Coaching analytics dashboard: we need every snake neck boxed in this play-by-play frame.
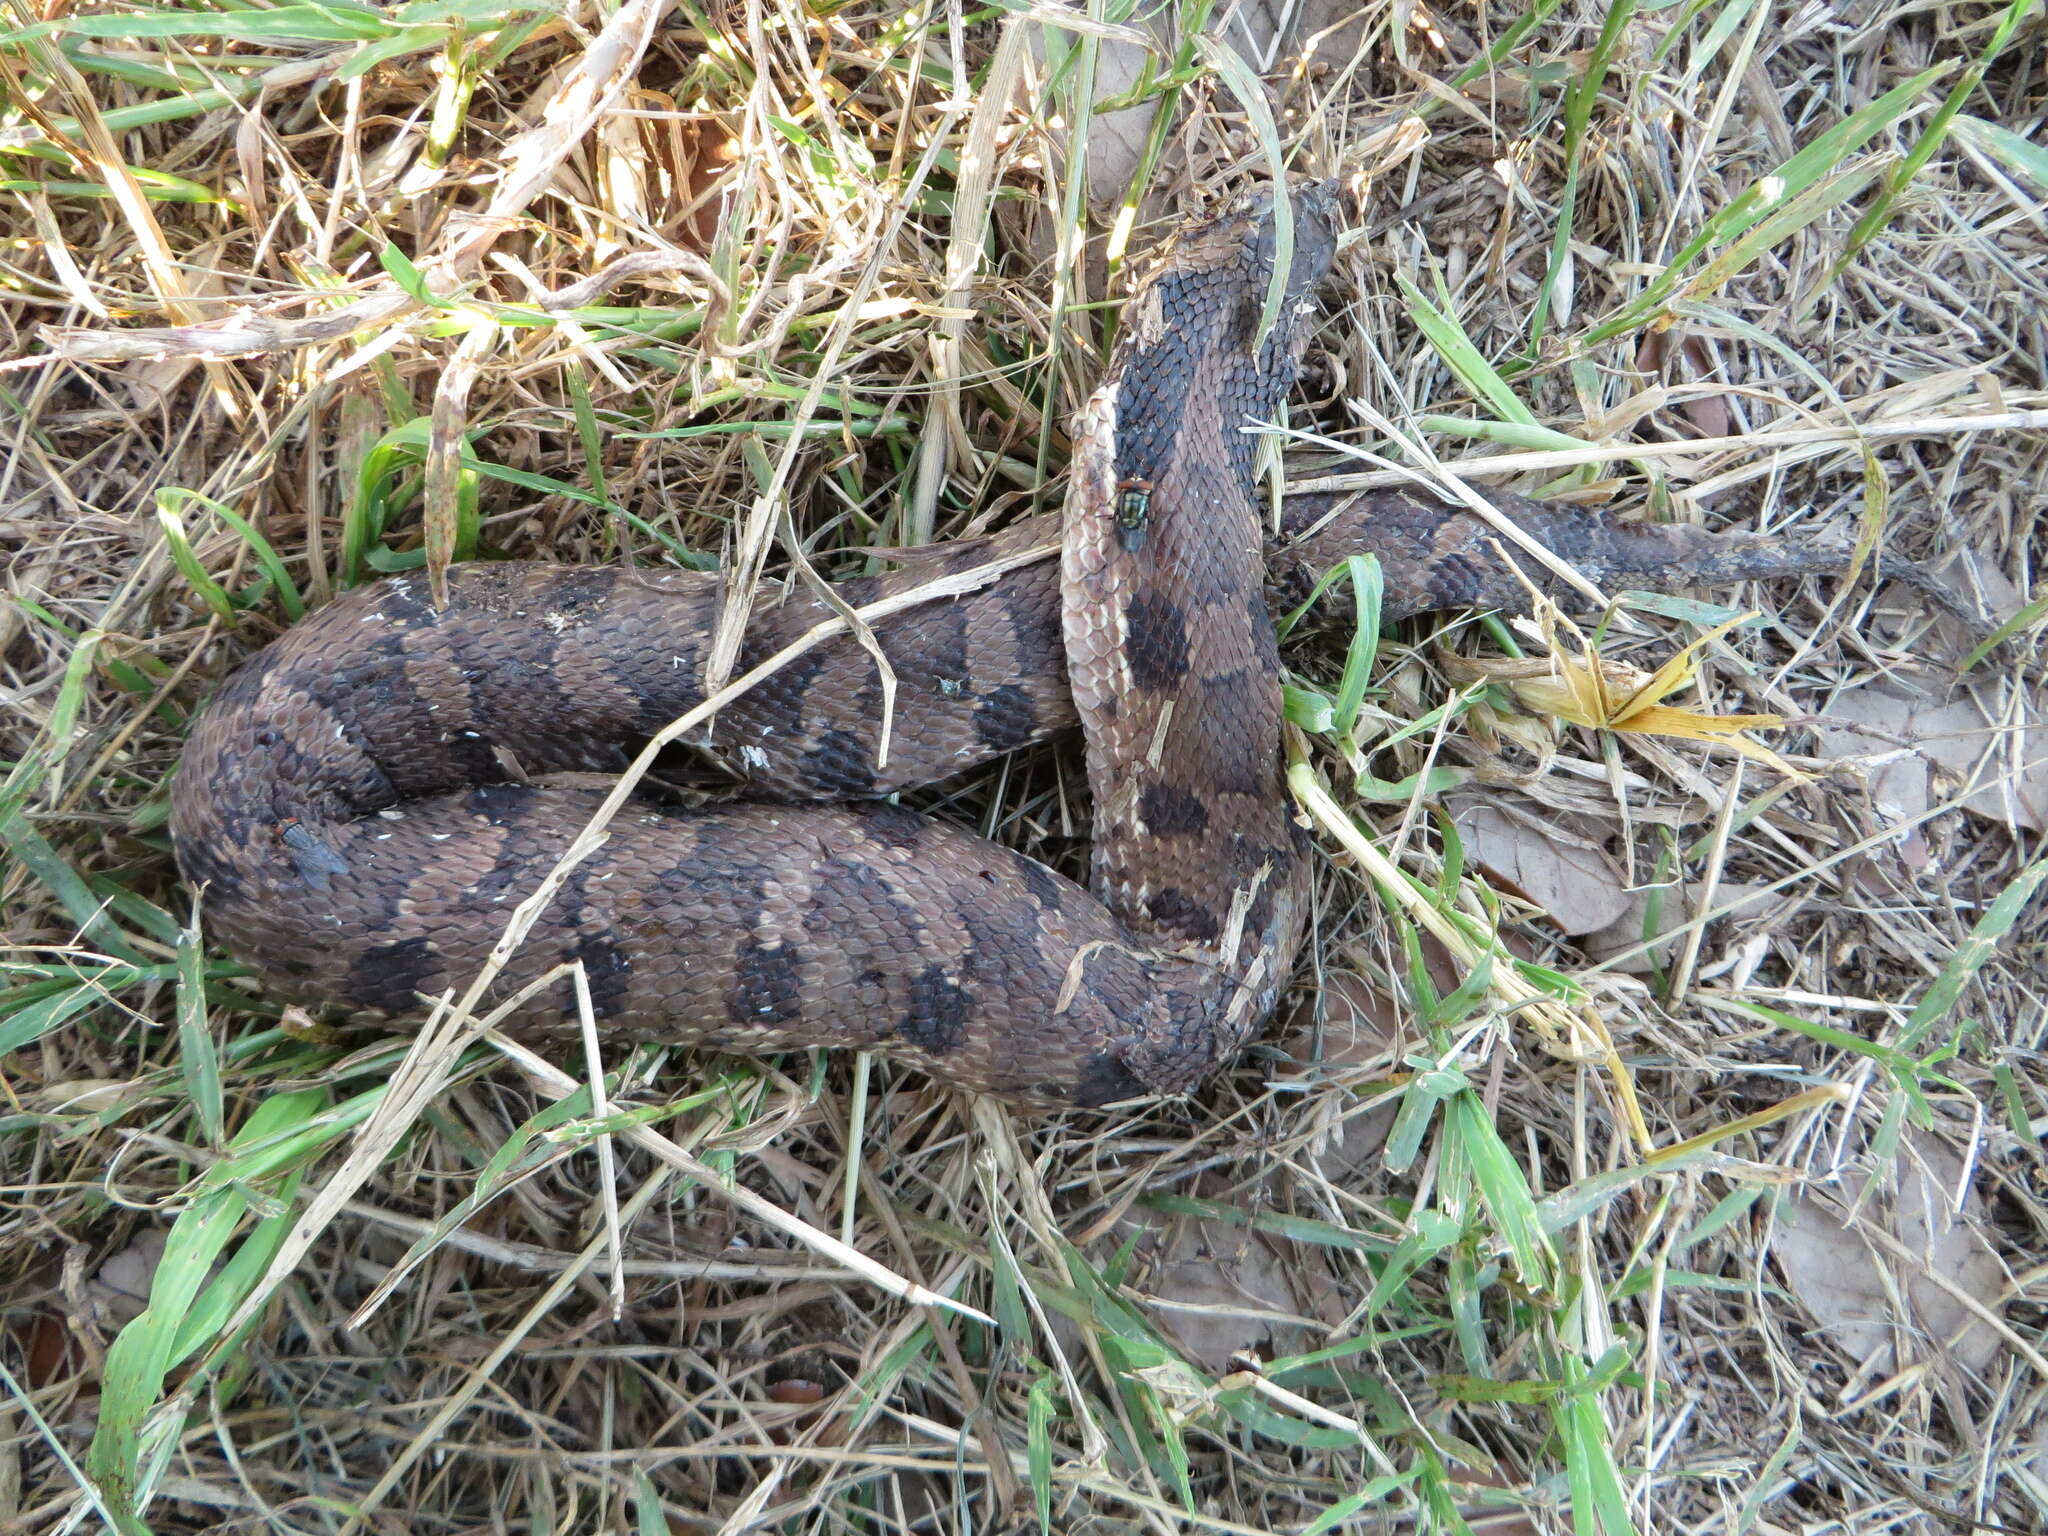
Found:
[1059,186,1337,1061]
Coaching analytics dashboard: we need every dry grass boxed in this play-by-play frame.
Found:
[3,1,2046,1532]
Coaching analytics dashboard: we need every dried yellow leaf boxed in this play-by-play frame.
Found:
[1449,606,1806,778]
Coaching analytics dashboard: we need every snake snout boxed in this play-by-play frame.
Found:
[1247,180,1342,301]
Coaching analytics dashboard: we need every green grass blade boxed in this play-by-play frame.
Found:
[1950,110,2048,191]
[988,1223,1031,1345]
[176,903,224,1147]
[1960,586,2047,672]
[1685,166,1877,298]
[1397,273,1540,426]
[1448,1094,1555,1293]
[1192,31,1292,344]
[0,809,144,964]
[1818,0,2041,294]
[1385,1062,1465,1176]
[1414,414,1590,452]
[562,362,622,550]
[4,5,396,43]
[1899,857,2048,1049]
[1581,63,1950,348]
[1439,0,1567,103]
[164,1167,309,1365]
[1367,1208,1460,1317]
[1525,0,1637,351]
[86,1088,327,1525]
[1559,1353,1638,1536]
[377,241,439,305]
[0,172,225,204]
[155,498,238,624]
[1027,1377,1056,1534]
[159,488,305,620]
[3,621,100,798]
[1299,1468,1424,1533]
[0,982,105,1055]
[1331,555,1384,740]
[1138,1192,1398,1252]
[346,418,441,582]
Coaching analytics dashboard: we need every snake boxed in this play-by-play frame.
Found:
[171,186,1901,1105]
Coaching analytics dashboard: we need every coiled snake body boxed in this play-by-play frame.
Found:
[173,189,1888,1104]
[174,193,1335,1104]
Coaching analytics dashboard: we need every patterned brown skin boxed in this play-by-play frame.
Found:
[174,191,1337,1106]
[1059,199,1336,1079]
[171,190,1911,1106]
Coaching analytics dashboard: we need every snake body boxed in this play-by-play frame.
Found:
[172,189,1900,1104]
[174,193,1335,1104]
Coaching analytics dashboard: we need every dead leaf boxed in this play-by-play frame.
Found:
[1635,330,1735,437]
[1774,1133,2009,1383]
[90,1228,168,1330]
[1027,1,1375,207]
[1451,799,1632,935]
[123,237,230,407]
[1282,971,1408,1173]
[1123,1208,1323,1375]
[1286,969,1405,1067]
[1915,545,2027,660]
[1582,881,1788,974]
[1450,606,1804,777]
[19,1310,75,1387]
[1678,390,1734,440]
[1022,22,1162,208]
[1812,676,2048,833]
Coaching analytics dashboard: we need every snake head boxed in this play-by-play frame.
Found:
[1249,179,1342,311]
[1102,181,1343,506]
[1144,179,1341,315]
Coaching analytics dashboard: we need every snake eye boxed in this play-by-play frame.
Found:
[255,728,280,748]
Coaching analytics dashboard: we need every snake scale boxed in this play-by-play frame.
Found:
[172,187,1896,1105]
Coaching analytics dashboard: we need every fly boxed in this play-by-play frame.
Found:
[276,816,349,889]
[1114,478,1154,554]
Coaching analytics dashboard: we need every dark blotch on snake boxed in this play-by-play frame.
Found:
[370,577,435,627]
[1014,855,1065,911]
[1121,593,1191,691]
[799,728,879,797]
[1074,1049,1148,1107]
[467,826,547,907]
[900,963,972,1055]
[564,927,634,1017]
[731,938,804,1028]
[921,605,973,692]
[463,782,534,823]
[858,803,928,849]
[534,565,615,619]
[1143,887,1222,944]
[1139,781,1211,837]
[561,863,634,1019]
[972,684,1039,752]
[347,935,441,1014]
